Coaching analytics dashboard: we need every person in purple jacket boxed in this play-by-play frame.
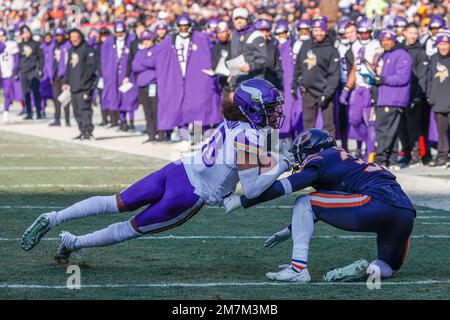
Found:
[49,27,71,127]
[40,32,55,118]
[131,30,162,143]
[373,29,413,167]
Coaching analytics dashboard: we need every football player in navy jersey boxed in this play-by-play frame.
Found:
[225,128,415,283]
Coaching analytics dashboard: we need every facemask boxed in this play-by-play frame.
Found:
[341,38,350,45]
[278,37,287,44]
[116,35,125,42]
[299,35,310,41]
[397,36,405,43]
[359,38,371,45]
[179,32,190,38]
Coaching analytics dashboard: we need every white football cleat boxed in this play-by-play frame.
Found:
[55,231,77,264]
[266,266,311,283]
[323,259,369,282]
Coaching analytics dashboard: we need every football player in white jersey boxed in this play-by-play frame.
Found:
[21,78,292,264]
[339,16,382,161]
[423,15,447,58]
[0,28,19,122]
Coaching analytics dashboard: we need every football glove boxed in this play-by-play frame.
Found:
[264,227,292,248]
[223,194,242,214]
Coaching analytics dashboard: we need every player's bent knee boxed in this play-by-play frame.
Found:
[294,195,316,219]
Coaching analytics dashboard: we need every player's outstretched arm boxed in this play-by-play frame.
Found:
[241,166,320,209]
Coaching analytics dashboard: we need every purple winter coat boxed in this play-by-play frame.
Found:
[376,46,412,108]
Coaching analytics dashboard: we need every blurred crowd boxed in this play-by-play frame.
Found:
[0,0,450,169]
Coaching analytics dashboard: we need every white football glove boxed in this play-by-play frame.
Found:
[223,194,242,214]
[264,227,292,248]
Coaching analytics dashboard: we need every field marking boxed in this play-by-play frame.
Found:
[1,279,450,289]
[0,184,130,189]
[0,166,158,171]
[2,234,450,241]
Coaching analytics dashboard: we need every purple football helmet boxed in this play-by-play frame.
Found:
[274,20,289,34]
[176,13,192,26]
[141,29,155,41]
[207,18,220,29]
[233,78,285,129]
[429,15,446,29]
[254,19,272,31]
[356,16,373,33]
[54,27,65,36]
[0,28,7,37]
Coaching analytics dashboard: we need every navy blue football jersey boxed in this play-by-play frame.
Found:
[292,147,415,212]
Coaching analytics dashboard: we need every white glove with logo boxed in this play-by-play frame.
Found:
[223,194,242,214]
[264,227,292,247]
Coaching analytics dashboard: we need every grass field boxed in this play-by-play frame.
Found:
[0,130,450,300]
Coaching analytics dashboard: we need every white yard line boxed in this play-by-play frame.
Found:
[0,184,129,189]
[1,279,450,289]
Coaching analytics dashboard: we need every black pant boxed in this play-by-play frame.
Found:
[21,75,41,116]
[375,106,404,165]
[138,87,158,137]
[434,112,450,162]
[52,77,70,123]
[302,91,336,137]
[398,101,421,157]
[71,91,93,134]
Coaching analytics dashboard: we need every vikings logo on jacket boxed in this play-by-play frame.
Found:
[70,52,79,67]
[435,62,449,83]
[304,50,317,70]
[23,45,32,57]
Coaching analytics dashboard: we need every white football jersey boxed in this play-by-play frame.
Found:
[424,36,438,58]
[0,40,19,79]
[182,120,267,205]
[352,39,382,87]
[336,41,351,84]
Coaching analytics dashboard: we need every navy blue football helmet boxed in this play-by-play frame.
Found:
[233,78,285,129]
[291,128,336,164]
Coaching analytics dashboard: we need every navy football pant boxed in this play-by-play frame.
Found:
[309,191,414,271]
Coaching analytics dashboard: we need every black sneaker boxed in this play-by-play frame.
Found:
[72,133,83,140]
[65,121,71,127]
[49,121,61,127]
[23,115,33,120]
[36,114,43,120]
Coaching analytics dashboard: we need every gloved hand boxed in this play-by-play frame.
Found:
[37,70,43,78]
[223,194,242,214]
[264,227,292,248]
[374,75,385,86]
[339,88,350,105]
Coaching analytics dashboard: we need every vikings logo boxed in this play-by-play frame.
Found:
[435,62,449,83]
[23,45,32,57]
[300,132,312,144]
[70,52,79,67]
[303,50,317,70]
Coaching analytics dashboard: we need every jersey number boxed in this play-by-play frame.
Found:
[339,150,383,173]
[201,126,226,167]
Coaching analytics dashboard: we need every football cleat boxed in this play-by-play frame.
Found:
[21,213,53,251]
[323,259,369,282]
[54,231,77,264]
[266,266,311,283]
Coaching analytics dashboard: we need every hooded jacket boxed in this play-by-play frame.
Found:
[293,35,340,100]
[427,50,450,113]
[405,41,428,102]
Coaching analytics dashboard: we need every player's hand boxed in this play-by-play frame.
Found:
[62,84,70,91]
[122,77,129,84]
[223,194,242,214]
[339,88,350,105]
[264,227,292,248]
[239,63,250,73]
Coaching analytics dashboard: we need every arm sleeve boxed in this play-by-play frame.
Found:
[36,44,44,73]
[81,48,97,87]
[417,51,429,96]
[241,167,320,208]
[383,52,413,87]
[238,156,290,200]
[323,49,341,100]
[248,35,267,73]
[63,49,71,85]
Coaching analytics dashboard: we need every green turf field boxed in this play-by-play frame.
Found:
[0,130,449,300]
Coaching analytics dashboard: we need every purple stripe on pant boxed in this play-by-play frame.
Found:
[120,161,204,234]
[1,78,14,111]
